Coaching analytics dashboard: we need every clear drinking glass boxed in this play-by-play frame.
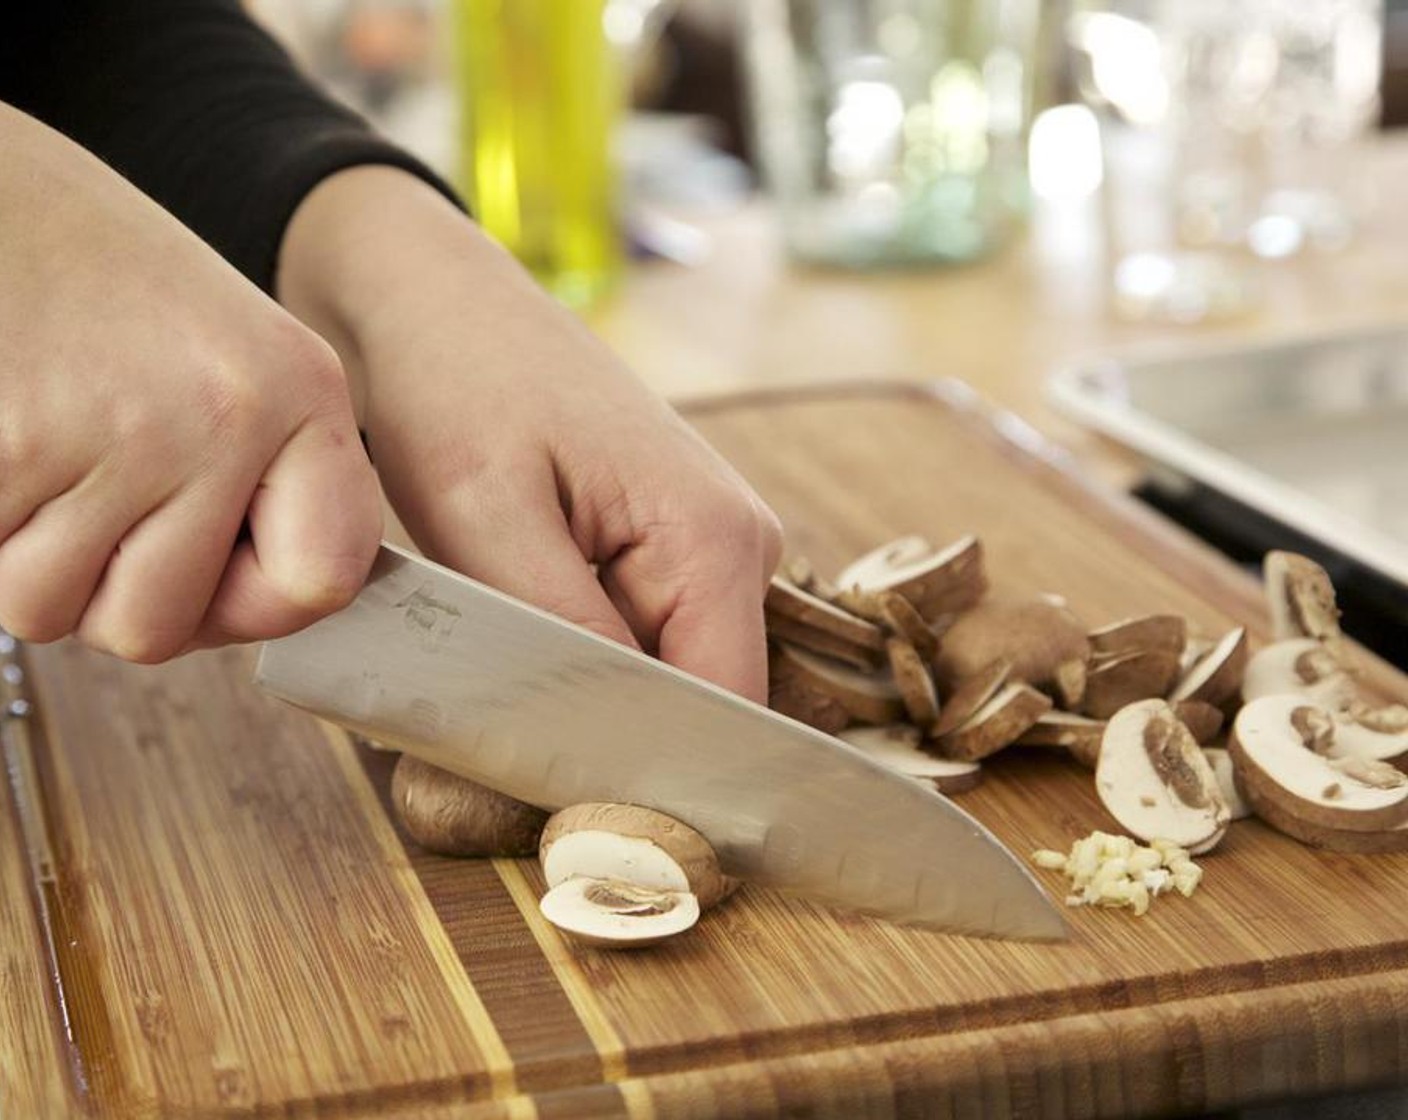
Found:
[741,0,1042,268]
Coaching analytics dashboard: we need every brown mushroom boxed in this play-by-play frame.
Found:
[932,682,1052,763]
[391,754,548,856]
[933,596,1090,708]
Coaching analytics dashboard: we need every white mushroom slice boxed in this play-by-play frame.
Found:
[1088,615,1188,658]
[1264,551,1342,644]
[933,597,1090,705]
[1201,747,1250,821]
[933,682,1052,763]
[1015,712,1105,769]
[835,535,987,622]
[885,638,940,727]
[1082,650,1183,720]
[1333,702,1408,764]
[773,643,905,725]
[1169,627,1248,708]
[539,876,700,948]
[1229,696,1408,833]
[1096,700,1230,852]
[1241,638,1357,710]
[540,803,735,910]
[835,535,936,588]
[838,725,983,794]
[765,577,885,652]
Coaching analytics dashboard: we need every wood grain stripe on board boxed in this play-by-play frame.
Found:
[492,858,631,1085]
[358,743,619,1101]
[320,723,520,1099]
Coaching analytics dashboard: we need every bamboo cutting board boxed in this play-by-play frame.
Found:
[6,383,1408,1120]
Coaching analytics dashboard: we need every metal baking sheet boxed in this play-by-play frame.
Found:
[1048,323,1408,590]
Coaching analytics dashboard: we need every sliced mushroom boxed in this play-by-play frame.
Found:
[1333,701,1408,764]
[1236,786,1408,854]
[391,755,549,856]
[1264,551,1342,645]
[768,645,852,734]
[933,682,1052,763]
[1201,747,1250,821]
[1169,627,1248,710]
[835,535,987,623]
[766,576,885,653]
[781,556,839,601]
[875,591,940,662]
[764,615,882,671]
[1229,695,1408,833]
[1082,650,1183,720]
[838,725,983,794]
[773,643,905,725]
[885,638,940,728]
[1241,638,1357,711]
[931,659,1011,739]
[1088,615,1187,659]
[1095,699,1230,852]
[934,596,1090,707]
[538,803,736,948]
[1014,712,1106,769]
[1173,700,1225,746]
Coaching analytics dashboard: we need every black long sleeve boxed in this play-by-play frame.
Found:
[1,1,461,291]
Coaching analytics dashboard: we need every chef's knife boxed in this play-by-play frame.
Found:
[254,544,1067,940]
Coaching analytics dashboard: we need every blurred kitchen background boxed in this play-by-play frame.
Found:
[247,0,1405,314]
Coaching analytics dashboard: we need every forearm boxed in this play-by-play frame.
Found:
[1,0,457,292]
[276,165,628,434]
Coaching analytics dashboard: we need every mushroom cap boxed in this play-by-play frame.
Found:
[933,682,1052,763]
[1238,785,1408,853]
[1170,627,1249,709]
[391,754,548,857]
[1095,699,1230,850]
[539,876,700,948]
[1088,615,1188,658]
[932,659,1011,738]
[1173,700,1226,746]
[1082,649,1183,719]
[539,803,735,910]
[837,724,983,793]
[1241,638,1357,710]
[934,596,1090,695]
[773,643,905,725]
[1229,696,1408,833]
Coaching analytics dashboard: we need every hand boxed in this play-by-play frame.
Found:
[278,167,782,702]
[0,104,382,661]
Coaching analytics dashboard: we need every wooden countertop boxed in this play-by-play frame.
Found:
[591,132,1408,491]
[8,384,1408,1119]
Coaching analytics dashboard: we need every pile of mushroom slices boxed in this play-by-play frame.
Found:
[769,540,1408,863]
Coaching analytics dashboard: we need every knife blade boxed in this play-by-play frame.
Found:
[254,544,1066,940]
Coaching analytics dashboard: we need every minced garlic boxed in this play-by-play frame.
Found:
[1030,830,1204,916]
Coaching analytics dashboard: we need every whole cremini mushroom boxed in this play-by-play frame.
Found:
[392,755,549,856]
[934,596,1090,708]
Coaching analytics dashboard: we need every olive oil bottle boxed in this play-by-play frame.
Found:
[453,0,623,308]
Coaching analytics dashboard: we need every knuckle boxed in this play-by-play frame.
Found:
[278,322,347,405]
[0,598,73,645]
[103,628,184,666]
[273,551,372,616]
